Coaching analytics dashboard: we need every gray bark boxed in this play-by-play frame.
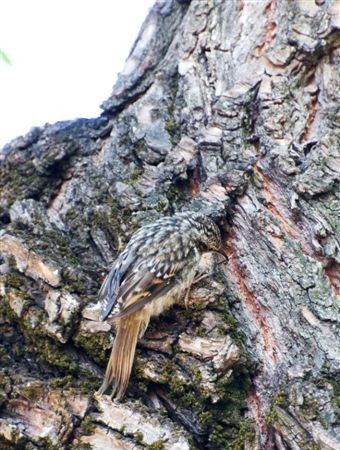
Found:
[0,0,339,449]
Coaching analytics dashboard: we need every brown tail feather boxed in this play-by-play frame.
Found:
[98,313,142,400]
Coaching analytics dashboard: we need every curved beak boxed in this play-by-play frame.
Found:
[215,248,228,262]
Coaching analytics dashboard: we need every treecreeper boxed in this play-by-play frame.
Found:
[97,211,226,400]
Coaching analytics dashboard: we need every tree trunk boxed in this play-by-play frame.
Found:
[0,1,339,449]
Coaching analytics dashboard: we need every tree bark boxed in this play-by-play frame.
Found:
[0,1,339,449]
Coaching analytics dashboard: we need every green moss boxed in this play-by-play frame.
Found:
[0,295,21,323]
[300,397,318,419]
[80,416,96,436]
[208,419,255,450]
[0,348,10,365]
[295,438,318,450]
[229,421,255,450]
[37,436,62,450]
[315,375,340,407]
[156,331,254,448]
[118,425,126,434]
[77,370,102,394]
[265,407,278,424]
[34,338,76,372]
[169,376,187,396]
[159,360,189,395]
[91,200,133,252]
[20,384,42,400]
[158,360,177,384]
[0,434,27,449]
[206,366,252,448]
[155,199,168,213]
[0,291,99,401]
[193,368,203,384]
[134,431,144,443]
[180,392,201,409]
[165,182,188,206]
[157,359,204,408]
[15,290,30,301]
[70,443,92,450]
[73,332,111,365]
[273,390,288,408]
[265,389,289,425]
[336,396,340,408]
[0,161,55,207]
[128,168,143,182]
[165,119,179,135]
[132,362,149,394]
[63,279,85,295]
[222,312,238,331]
[49,375,73,389]
[198,411,213,429]
[306,444,318,450]
[45,229,79,265]
[215,367,251,406]
[7,255,17,269]
[66,210,78,221]
[221,312,246,348]
[145,440,166,450]
[0,370,11,408]
[5,273,27,289]
[209,424,228,448]
[1,295,86,387]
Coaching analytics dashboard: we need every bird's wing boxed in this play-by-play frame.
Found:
[113,277,175,318]
[98,249,134,320]
[112,230,196,318]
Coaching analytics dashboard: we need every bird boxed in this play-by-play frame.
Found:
[96,211,226,400]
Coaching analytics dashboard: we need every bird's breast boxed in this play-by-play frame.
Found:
[146,257,199,318]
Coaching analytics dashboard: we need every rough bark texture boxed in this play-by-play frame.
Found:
[0,1,339,449]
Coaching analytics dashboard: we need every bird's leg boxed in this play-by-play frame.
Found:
[193,272,211,284]
[183,251,227,308]
[184,284,192,309]
[97,378,109,395]
[111,383,118,400]
[184,272,213,308]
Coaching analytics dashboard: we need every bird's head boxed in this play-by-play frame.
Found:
[193,213,228,260]
[200,217,222,250]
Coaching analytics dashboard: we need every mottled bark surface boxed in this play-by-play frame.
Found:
[0,1,339,449]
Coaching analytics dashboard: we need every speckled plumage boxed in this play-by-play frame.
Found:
[97,211,223,399]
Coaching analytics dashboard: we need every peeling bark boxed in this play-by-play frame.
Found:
[0,1,339,449]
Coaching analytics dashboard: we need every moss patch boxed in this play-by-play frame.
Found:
[145,440,166,450]
[0,435,27,450]
[79,416,96,436]
[73,331,111,365]
[152,353,253,449]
